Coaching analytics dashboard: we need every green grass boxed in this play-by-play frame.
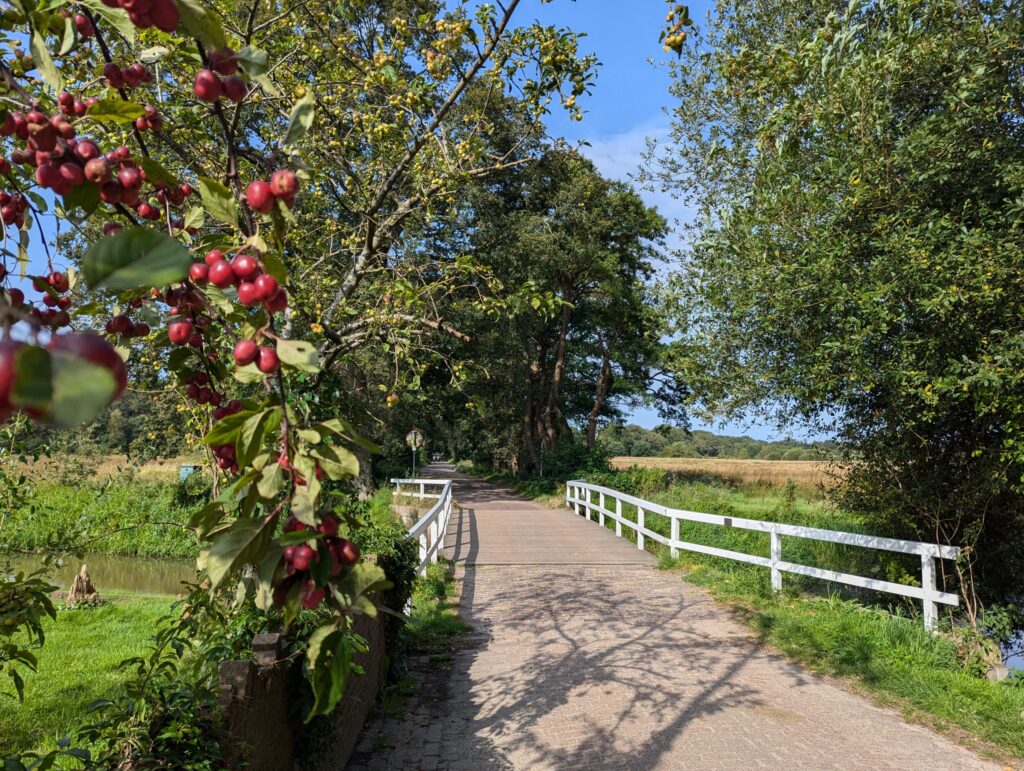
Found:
[1,481,198,559]
[405,562,471,656]
[0,592,177,758]
[484,465,1024,762]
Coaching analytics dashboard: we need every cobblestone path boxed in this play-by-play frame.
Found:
[350,466,996,770]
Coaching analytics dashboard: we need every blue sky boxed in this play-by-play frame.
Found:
[521,1,808,441]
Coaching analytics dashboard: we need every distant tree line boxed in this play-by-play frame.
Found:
[597,424,836,461]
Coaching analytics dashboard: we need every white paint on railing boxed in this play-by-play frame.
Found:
[392,478,454,575]
[565,480,960,630]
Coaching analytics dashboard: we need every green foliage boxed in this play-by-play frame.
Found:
[405,562,471,656]
[654,0,1024,601]
[2,480,198,559]
[0,593,174,760]
[597,423,836,459]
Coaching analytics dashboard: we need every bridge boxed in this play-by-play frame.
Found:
[351,464,993,770]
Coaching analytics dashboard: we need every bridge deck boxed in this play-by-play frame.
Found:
[351,465,995,770]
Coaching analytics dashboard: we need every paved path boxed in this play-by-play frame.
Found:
[351,466,997,770]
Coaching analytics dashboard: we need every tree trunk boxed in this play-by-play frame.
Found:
[585,341,613,449]
[543,289,572,452]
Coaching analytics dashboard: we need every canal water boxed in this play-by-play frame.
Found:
[10,552,195,595]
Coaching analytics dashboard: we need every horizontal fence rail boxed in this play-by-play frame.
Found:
[392,478,453,575]
[566,480,960,630]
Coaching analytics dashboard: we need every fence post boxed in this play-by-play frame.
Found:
[637,507,645,550]
[670,515,679,558]
[585,487,592,519]
[419,481,425,499]
[615,498,622,537]
[921,553,938,631]
[598,491,605,526]
[770,527,782,592]
[429,517,438,564]
[418,533,427,575]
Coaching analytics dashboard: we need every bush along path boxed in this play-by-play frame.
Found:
[351,465,1014,770]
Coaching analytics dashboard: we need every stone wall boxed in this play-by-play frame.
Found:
[217,608,387,770]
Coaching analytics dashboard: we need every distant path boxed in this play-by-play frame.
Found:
[351,464,995,770]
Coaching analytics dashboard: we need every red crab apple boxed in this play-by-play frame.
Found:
[188,263,209,284]
[269,169,298,198]
[48,332,128,397]
[256,346,279,374]
[222,76,246,103]
[204,249,225,266]
[194,69,222,102]
[291,544,316,572]
[208,259,234,288]
[301,580,325,609]
[245,180,273,213]
[167,320,193,345]
[237,281,259,306]
[253,274,278,300]
[230,254,258,280]
[233,339,258,366]
[317,515,339,538]
[0,338,24,421]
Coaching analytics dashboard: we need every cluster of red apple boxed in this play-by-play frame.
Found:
[0,331,127,422]
[246,169,298,214]
[103,61,152,91]
[194,49,246,104]
[1,268,74,331]
[189,249,288,313]
[68,12,95,38]
[232,338,279,374]
[103,296,149,339]
[280,515,361,609]
[97,0,179,33]
[2,103,190,221]
[0,192,29,230]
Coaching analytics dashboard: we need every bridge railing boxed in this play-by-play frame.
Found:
[566,479,960,630]
[392,478,453,575]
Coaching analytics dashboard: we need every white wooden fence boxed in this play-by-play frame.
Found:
[566,480,960,630]
[392,478,453,575]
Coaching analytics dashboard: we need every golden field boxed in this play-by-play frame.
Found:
[610,456,842,489]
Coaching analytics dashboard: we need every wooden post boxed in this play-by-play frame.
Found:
[637,507,645,550]
[429,517,438,563]
[770,528,783,592]
[615,498,622,537]
[585,487,592,520]
[921,554,938,631]
[598,491,606,526]
[670,515,679,558]
[419,481,425,499]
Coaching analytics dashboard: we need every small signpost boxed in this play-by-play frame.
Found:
[406,428,425,476]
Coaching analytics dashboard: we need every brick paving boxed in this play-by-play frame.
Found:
[350,466,997,770]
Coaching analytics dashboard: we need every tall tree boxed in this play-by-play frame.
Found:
[652,0,1024,602]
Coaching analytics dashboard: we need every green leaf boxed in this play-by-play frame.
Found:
[198,516,272,590]
[290,485,317,526]
[203,409,258,446]
[332,562,391,617]
[284,92,315,147]
[252,73,281,98]
[183,206,205,230]
[233,363,266,384]
[29,28,61,91]
[173,0,226,49]
[48,351,117,428]
[138,157,179,188]
[236,407,281,469]
[139,45,171,63]
[77,0,135,43]
[256,461,285,499]
[260,249,288,283]
[198,176,238,227]
[254,543,282,611]
[235,46,269,77]
[310,444,359,480]
[58,15,76,56]
[86,98,146,124]
[83,228,191,292]
[10,346,51,409]
[276,339,319,372]
[62,181,100,220]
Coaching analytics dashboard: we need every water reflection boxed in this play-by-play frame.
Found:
[9,552,195,595]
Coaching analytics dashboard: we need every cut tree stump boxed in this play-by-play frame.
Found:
[66,564,102,607]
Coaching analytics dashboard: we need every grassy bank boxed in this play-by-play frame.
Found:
[1,480,199,559]
[0,592,178,758]
[466,462,1024,762]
